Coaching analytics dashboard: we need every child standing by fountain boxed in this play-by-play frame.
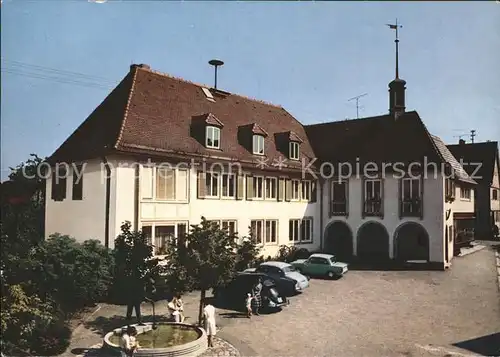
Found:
[202,298,217,348]
[246,293,253,318]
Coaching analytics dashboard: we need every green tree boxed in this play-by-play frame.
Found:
[164,217,239,325]
[113,222,159,303]
[235,232,262,271]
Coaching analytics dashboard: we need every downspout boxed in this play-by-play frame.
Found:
[319,179,324,252]
[102,156,111,248]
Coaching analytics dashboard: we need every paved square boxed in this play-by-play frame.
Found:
[218,248,500,356]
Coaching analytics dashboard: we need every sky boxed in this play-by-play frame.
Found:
[1,0,499,180]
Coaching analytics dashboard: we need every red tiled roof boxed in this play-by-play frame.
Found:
[305,111,443,166]
[447,141,499,185]
[430,135,476,184]
[50,65,316,171]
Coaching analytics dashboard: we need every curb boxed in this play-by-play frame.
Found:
[496,251,500,292]
[458,245,486,257]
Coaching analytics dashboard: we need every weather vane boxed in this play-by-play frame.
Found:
[386,19,403,79]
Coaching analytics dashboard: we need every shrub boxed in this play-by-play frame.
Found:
[29,319,72,355]
[273,245,310,263]
[32,234,115,314]
[235,235,261,271]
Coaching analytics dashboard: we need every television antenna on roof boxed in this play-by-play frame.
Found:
[348,93,368,119]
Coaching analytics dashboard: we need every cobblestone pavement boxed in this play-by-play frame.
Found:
[199,337,240,357]
[216,247,500,357]
[64,246,500,357]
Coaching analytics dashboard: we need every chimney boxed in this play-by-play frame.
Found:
[459,139,466,145]
[130,63,151,71]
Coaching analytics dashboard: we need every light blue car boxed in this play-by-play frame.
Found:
[244,261,310,295]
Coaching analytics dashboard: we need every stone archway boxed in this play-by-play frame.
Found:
[394,222,429,261]
[356,221,390,262]
[324,221,353,261]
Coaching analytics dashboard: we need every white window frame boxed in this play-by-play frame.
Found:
[155,166,176,201]
[291,179,301,201]
[401,178,421,199]
[265,177,277,200]
[264,220,278,244]
[140,221,188,256]
[253,176,264,199]
[365,179,382,200]
[221,220,238,236]
[289,218,313,243]
[252,135,265,155]
[250,219,264,245]
[460,187,471,201]
[205,172,220,198]
[206,126,221,149]
[301,180,311,201]
[221,173,236,198]
[289,141,300,160]
[330,180,348,214]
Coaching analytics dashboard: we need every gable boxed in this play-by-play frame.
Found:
[447,141,499,185]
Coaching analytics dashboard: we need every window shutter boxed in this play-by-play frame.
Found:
[310,181,317,203]
[236,174,245,200]
[246,175,254,200]
[277,178,284,201]
[197,172,206,199]
[329,181,333,217]
[285,179,292,202]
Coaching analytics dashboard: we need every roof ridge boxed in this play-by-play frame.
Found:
[137,66,283,109]
[305,113,391,127]
[114,68,139,148]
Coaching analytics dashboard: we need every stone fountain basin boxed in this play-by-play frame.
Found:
[103,322,207,357]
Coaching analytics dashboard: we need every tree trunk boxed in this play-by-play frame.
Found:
[198,289,206,326]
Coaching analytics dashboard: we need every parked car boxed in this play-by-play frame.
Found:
[244,261,310,295]
[213,272,289,313]
[291,253,348,279]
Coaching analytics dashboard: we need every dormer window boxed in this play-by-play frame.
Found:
[289,142,300,160]
[206,126,220,149]
[253,135,265,155]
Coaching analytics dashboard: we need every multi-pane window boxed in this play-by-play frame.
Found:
[401,178,421,216]
[221,174,236,198]
[221,220,237,236]
[289,142,300,160]
[253,135,265,155]
[142,222,187,255]
[460,187,471,200]
[264,220,278,244]
[265,177,277,199]
[156,167,176,200]
[330,180,347,215]
[493,189,498,201]
[445,179,456,199]
[291,180,300,200]
[205,172,219,197]
[289,218,313,243]
[364,179,382,215]
[301,181,311,201]
[206,126,220,149]
[72,164,83,201]
[253,176,264,199]
[251,219,277,245]
[250,220,264,244]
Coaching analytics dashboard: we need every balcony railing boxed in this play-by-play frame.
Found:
[364,198,382,216]
[330,201,347,216]
[401,198,422,217]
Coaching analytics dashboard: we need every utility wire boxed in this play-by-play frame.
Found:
[1,58,116,84]
[1,68,113,90]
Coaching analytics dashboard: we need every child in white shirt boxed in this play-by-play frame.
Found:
[246,293,253,318]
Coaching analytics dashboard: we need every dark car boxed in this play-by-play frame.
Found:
[213,272,289,313]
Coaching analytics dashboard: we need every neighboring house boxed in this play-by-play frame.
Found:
[447,140,500,240]
[304,73,476,269]
[45,63,475,269]
[45,64,320,258]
